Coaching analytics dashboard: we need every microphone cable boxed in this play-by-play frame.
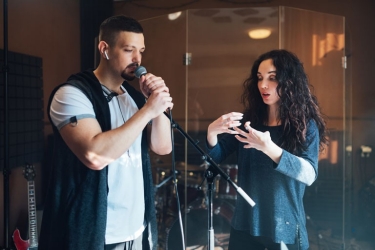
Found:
[167,108,186,250]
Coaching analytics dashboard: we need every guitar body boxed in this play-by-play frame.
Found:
[12,228,29,250]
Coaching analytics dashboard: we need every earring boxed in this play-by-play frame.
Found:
[104,51,109,60]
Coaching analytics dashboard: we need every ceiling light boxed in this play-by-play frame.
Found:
[248,29,271,39]
[168,12,182,21]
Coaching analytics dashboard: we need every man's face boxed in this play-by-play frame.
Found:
[107,31,145,81]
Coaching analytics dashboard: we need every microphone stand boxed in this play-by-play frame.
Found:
[2,0,13,249]
[163,112,255,250]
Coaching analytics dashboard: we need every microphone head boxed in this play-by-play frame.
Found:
[134,66,147,78]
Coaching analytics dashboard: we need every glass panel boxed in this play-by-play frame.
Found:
[280,6,348,248]
[140,6,351,249]
[184,7,279,249]
[139,13,188,250]
[141,8,280,249]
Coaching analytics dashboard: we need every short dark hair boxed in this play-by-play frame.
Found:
[99,15,143,46]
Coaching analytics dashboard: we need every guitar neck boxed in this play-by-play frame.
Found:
[28,180,38,248]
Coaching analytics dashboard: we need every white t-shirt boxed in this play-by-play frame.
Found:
[49,84,145,244]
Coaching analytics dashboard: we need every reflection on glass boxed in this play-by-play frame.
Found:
[312,33,344,66]
[248,28,272,39]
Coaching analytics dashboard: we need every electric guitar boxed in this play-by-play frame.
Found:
[13,164,39,250]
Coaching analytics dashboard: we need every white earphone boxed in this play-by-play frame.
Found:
[104,51,109,60]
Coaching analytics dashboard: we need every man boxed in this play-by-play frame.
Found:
[39,15,173,250]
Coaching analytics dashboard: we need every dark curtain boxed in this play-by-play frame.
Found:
[80,0,113,71]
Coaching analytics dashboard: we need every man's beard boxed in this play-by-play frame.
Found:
[121,72,135,81]
[121,63,138,81]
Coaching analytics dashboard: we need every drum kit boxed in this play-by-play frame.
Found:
[154,162,238,250]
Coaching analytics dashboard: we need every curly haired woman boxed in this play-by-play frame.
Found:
[206,49,328,250]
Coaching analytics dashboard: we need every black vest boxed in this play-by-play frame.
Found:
[39,70,157,250]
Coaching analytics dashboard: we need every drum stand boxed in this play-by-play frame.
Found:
[163,112,256,250]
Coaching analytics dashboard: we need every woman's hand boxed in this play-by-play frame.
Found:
[232,121,270,151]
[207,112,243,147]
[233,121,282,163]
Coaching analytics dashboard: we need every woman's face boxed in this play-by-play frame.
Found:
[257,59,280,108]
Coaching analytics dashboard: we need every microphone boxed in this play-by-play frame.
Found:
[134,66,150,97]
[134,66,147,78]
[135,66,172,115]
[134,66,170,111]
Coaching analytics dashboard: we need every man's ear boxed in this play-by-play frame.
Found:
[98,41,109,60]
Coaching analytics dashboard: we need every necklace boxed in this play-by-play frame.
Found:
[101,84,129,157]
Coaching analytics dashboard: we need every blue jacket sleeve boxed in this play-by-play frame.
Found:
[206,134,238,164]
[275,120,320,186]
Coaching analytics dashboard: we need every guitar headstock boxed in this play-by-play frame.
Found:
[23,164,36,181]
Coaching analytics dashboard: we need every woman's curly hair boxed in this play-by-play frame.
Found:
[241,49,328,154]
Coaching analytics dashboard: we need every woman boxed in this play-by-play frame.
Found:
[206,49,328,250]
